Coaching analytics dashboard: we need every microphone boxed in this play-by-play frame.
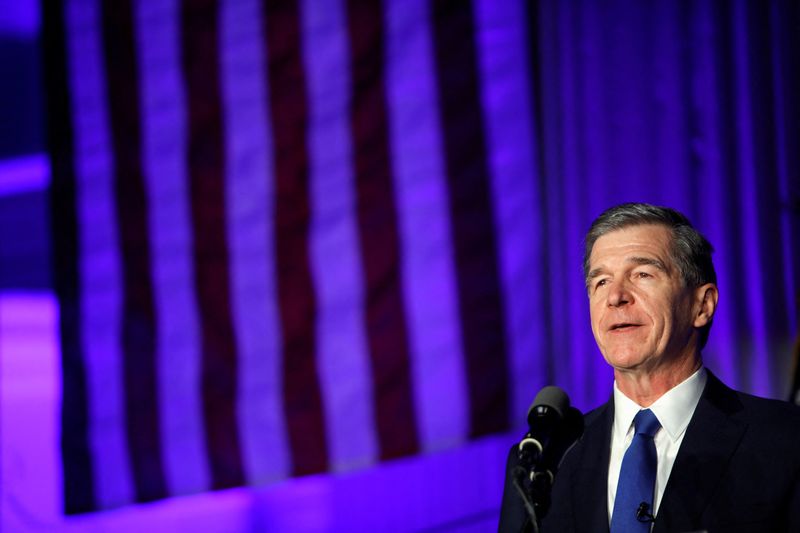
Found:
[511,386,584,531]
[517,386,581,471]
[636,502,656,523]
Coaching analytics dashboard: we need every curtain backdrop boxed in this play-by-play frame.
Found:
[48,0,799,514]
[528,0,800,407]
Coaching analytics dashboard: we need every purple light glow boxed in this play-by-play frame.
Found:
[0,154,50,195]
[6,0,797,529]
[1,294,62,530]
[0,293,507,530]
[0,0,40,36]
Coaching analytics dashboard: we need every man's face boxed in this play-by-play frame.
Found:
[587,224,705,374]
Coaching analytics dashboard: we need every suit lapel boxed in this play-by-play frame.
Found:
[654,372,747,533]
[570,400,614,533]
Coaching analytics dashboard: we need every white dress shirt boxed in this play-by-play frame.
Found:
[607,367,707,525]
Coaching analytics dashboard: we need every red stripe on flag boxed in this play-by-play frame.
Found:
[181,0,245,489]
[431,0,510,436]
[346,1,420,460]
[264,0,329,475]
[100,0,167,502]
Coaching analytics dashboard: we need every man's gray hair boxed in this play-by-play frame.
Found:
[583,203,717,347]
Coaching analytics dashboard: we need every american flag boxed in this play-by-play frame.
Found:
[49,0,547,513]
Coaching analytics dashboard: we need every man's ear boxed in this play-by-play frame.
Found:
[693,283,718,328]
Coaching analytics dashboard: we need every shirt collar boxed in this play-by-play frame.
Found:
[613,367,706,441]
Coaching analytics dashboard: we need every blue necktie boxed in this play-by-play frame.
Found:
[610,409,661,533]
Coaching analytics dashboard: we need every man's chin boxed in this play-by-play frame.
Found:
[602,350,649,371]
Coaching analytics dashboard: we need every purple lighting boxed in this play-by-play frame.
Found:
[3,0,797,530]
[0,0,40,36]
[0,154,50,195]
[0,293,508,530]
[0,294,62,530]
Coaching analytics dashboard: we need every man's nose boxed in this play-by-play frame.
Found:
[607,280,632,307]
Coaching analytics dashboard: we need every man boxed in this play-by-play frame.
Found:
[499,203,800,532]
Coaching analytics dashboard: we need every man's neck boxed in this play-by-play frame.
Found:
[614,356,702,407]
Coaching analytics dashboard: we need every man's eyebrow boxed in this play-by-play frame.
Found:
[586,268,605,281]
[585,257,669,285]
[628,256,669,272]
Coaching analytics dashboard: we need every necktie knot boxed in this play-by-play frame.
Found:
[633,409,660,438]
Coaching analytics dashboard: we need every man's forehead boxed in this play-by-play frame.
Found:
[588,224,674,267]
[587,255,669,277]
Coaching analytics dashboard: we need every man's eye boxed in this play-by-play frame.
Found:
[595,279,608,288]
[636,271,651,279]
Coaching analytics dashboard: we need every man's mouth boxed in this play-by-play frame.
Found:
[610,323,640,332]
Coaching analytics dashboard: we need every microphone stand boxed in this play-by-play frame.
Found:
[512,406,584,532]
[511,465,540,533]
[511,460,553,533]
[510,388,584,532]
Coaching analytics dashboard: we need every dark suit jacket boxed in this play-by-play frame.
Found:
[498,371,800,533]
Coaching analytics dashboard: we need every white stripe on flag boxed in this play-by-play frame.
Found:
[385,0,469,452]
[66,0,134,508]
[221,0,291,483]
[474,0,546,425]
[136,0,210,495]
[302,0,379,472]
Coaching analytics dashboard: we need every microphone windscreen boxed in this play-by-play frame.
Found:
[528,385,570,422]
